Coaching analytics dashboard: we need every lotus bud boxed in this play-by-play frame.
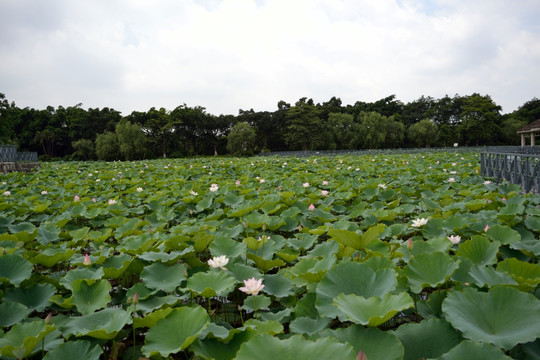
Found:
[262,223,267,231]
[133,292,139,305]
[484,224,489,232]
[357,350,368,360]
[407,238,413,250]
[45,313,52,324]
[83,254,91,266]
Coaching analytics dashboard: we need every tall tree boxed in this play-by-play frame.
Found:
[116,120,146,160]
[407,119,439,147]
[458,94,502,146]
[284,98,330,150]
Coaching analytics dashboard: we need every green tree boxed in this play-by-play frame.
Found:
[327,112,361,149]
[116,120,146,160]
[357,111,387,149]
[72,139,95,160]
[458,94,502,146]
[226,122,257,155]
[384,118,405,148]
[407,119,439,147]
[95,131,119,161]
[284,98,330,150]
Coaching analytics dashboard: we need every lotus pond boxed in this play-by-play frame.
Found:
[0,153,539,359]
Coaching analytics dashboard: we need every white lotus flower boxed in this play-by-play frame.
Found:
[209,184,219,192]
[136,187,143,192]
[302,182,310,188]
[411,218,429,227]
[208,255,229,270]
[378,183,387,189]
[108,199,117,205]
[190,190,198,196]
[483,180,492,185]
[447,235,461,245]
[3,190,11,196]
[239,277,265,295]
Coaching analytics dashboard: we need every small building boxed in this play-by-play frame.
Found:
[517,119,540,147]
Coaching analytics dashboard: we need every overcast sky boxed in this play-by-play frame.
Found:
[1,0,539,116]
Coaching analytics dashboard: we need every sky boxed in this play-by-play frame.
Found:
[1,0,539,116]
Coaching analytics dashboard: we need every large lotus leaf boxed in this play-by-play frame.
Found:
[288,233,318,251]
[242,294,271,312]
[0,254,33,286]
[246,253,285,273]
[37,223,61,245]
[140,262,187,292]
[455,236,499,265]
[61,308,132,340]
[316,262,397,318]
[60,267,105,290]
[262,273,295,297]
[497,258,540,291]
[186,270,237,298]
[0,321,55,358]
[289,316,331,336]
[333,292,414,326]
[235,333,356,360]
[486,224,520,244]
[435,340,512,360]
[319,325,404,360]
[287,255,336,283]
[136,294,182,314]
[100,254,132,278]
[71,279,112,315]
[241,318,284,335]
[43,340,103,360]
[133,307,175,329]
[393,318,462,360]
[8,222,37,243]
[228,262,262,282]
[142,306,210,357]
[210,236,246,258]
[402,252,459,293]
[31,247,75,267]
[442,286,540,349]
[328,224,385,251]
[3,283,56,312]
[524,215,540,232]
[510,237,540,257]
[468,265,518,288]
[417,290,447,319]
[191,330,255,360]
[0,302,31,327]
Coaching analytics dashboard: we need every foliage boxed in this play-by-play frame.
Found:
[115,120,146,160]
[71,139,95,160]
[1,148,539,358]
[95,131,119,161]
[226,122,257,156]
[407,119,439,147]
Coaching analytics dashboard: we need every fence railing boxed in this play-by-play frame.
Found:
[260,146,540,158]
[481,152,540,193]
[0,145,38,162]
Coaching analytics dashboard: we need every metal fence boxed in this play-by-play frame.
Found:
[260,146,540,158]
[481,152,540,193]
[0,145,38,162]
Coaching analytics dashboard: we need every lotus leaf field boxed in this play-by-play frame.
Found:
[1,152,539,359]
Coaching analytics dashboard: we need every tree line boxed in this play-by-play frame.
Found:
[1,92,539,160]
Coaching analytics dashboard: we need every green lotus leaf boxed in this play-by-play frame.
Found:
[43,340,103,360]
[235,333,356,360]
[442,214,471,232]
[60,267,105,290]
[468,265,518,288]
[262,273,295,297]
[133,307,175,329]
[442,286,540,349]
[69,226,90,242]
[524,215,540,232]
[241,318,284,335]
[289,316,331,335]
[319,325,404,360]
[510,237,540,257]
[0,321,55,358]
[193,232,215,252]
[402,252,459,293]
[126,283,155,301]
[37,223,61,245]
[287,255,336,283]
[136,294,182,314]
[242,294,271,312]
[210,236,246,258]
[497,258,540,292]
[191,329,256,360]
[228,262,263,282]
[71,279,112,315]
[417,290,447,319]
[0,302,31,327]
[196,196,213,211]
[393,318,462,360]
[140,262,187,292]
[61,308,132,340]
[0,254,33,286]
[4,283,56,312]
[486,224,520,244]
[100,253,132,278]
[246,253,285,273]
[435,340,512,360]
[186,270,237,298]
[333,292,414,326]
[316,262,397,319]
[288,233,318,251]
[9,222,38,243]
[223,193,244,206]
[31,247,75,267]
[142,306,210,357]
[455,236,499,265]
[328,223,385,251]
[87,228,112,243]
[199,322,230,340]
[308,239,340,257]
[104,215,128,228]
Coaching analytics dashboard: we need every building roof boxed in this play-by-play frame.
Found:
[517,119,540,134]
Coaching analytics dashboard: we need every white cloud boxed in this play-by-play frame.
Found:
[0,0,538,115]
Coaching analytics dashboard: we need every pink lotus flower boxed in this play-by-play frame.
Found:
[92,198,96,202]
[239,277,265,295]
[236,180,241,186]
[321,190,329,196]
[74,195,80,202]
[41,190,48,195]
[448,178,455,183]
[83,254,91,266]
[484,224,490,232]
[322,180,328,186]
[309,204,315,211]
